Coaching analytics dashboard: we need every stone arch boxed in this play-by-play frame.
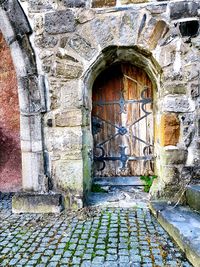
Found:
[0,0,47,192]
[82,45,162,194]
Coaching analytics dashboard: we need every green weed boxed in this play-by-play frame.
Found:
[140,175,157,193]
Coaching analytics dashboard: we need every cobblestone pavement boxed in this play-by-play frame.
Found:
[0,193,192,267]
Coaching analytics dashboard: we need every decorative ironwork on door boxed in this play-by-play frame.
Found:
[92,64,154,177]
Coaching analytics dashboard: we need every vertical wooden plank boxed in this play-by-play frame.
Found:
[92,63,153,177]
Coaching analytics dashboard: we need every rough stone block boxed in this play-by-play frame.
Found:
[45,127,82,153]
[148,20,168,50]
[18,75,42,113]
[160,147,187,165]
[12,193,63,213]
[119,12,139,45]
[160,166,180,185]
[67,34,96,60]
[161,82,187,96]
[63,0,86,7]
[92,0,116,8]
[21,152,44,191]
[162,96,191,113]
[121,0,148,4]
[170,1,199,20]
[45,10,76,34]
[0,0,31,37]
[53,160,83,192]
[91,17,117,47]
[186,185,200,212]
[55,109,82,127]
[160,113,180,146]
[35,35,58,48]
[61,80,83,109]
[54,61,82,79]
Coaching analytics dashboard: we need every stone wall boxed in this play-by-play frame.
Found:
[1,0,200,207]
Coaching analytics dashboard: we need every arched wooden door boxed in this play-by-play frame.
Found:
[92,63,154,177]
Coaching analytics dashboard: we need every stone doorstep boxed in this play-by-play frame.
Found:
[93,176,144,186]
[186,185,200,213]
[150,202,200,267]
[12,193,64,213]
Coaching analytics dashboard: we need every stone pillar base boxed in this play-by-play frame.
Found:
[12,193,63,213]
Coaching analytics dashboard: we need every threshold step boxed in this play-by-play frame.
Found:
[186,184,200,212]
[93,176,144,186]
[150,202,200,267]
[86,192,148,208]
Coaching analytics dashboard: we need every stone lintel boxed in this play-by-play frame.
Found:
[12,193,63,213]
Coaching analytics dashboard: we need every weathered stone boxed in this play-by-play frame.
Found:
[67,34,97,60]
[119,12,139,45]
[161,82,187,96]
[45,127,82,152]
[55,109,82,127]
[160,147,187,165]
[92,0,116,8]
[121,0,148,4]
[160,166,180,185]
[18,75,42,113]
[162,96,192,113]
[148,20,168,50]
[160,113,180,146]
[48,82,61,110]
[91,17,117,47]
[28,0,56,12]
[53,160,83,192]
[45,10,76,34]
[190,83,199,99]
[192,36,200,50]
[61,80,83,109]
[186,185,200,212]
[11,35,37,75]
[63,0,86,7]
[54,61,82,79]
[12,193,63,213]
[0,0,31,37]
[35,35,58,48]
[170,1,199,20]
[146,4,167,14]
[56,48,78,62]
[76,9,95,24]
[21,151,45,191]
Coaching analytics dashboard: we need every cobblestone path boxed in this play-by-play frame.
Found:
[0,194,192,267]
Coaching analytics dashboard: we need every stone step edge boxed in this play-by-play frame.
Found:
[149,202,200,267]
[186,185,200,212]
[12,193,64,213]
[93,176,145,186]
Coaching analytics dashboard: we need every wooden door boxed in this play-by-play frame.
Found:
[92,63,154,177]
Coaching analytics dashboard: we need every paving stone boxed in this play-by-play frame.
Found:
[0,195,192,267]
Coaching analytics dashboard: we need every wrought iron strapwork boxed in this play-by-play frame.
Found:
[92,84,153,171]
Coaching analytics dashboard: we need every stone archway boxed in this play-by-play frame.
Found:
[0,0,47,192]
[82,45,161,196]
